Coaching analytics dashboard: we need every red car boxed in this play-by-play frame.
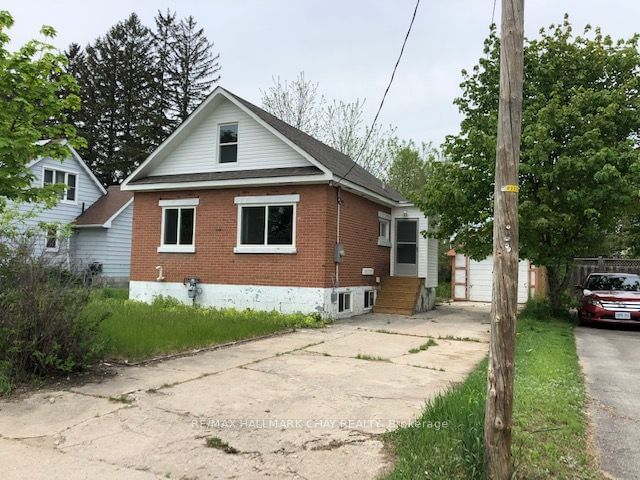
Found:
[578,273,640,325]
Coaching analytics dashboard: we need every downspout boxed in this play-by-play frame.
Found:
[335,186,341,289]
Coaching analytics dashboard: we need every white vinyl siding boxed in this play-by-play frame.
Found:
[466,256,530,303]
[71,203,133,280]
[390,205,437,285]
[151,98,311,176]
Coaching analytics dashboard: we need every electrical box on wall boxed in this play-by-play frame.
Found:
[334,243,345,263]
[362,267,374,276]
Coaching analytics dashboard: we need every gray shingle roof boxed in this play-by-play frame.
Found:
[130,166,323,185]
[224,89,405,203]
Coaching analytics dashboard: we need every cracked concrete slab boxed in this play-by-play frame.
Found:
[1,303,489,479]
[0,391,126,439]
[391,339,488,375]
[0,438,156,480]
[305,330,427,358]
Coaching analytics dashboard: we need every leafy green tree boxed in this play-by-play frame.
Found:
[417,17,640,310]
[388,141,438,200]
[0,11,83,207]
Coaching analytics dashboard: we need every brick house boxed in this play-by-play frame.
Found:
[121,87,438,318]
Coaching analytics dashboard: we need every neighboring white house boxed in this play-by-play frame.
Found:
[6,141,133,283]
[449,251,543,303]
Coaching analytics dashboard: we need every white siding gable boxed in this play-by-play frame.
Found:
[151,98,311,176]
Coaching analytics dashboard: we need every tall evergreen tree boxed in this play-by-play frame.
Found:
[153,9,178,135]
[67,11,221,185]
[170,15,221,121]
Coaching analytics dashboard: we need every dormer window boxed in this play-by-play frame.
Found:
[219,123,238,163]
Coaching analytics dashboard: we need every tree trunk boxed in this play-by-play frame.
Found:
[546,263,572,313]
[484,1,525,479]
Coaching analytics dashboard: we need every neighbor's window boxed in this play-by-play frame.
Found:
[364,290,375,309]
[219,123,238,163]
[45,226,59,251]
[378,212,391,247]
[158,198,199,253]
[234,195,299,254]
[338,292,352,313]
[43,168,77,202]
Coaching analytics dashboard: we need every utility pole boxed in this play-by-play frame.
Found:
[484,0,525,479]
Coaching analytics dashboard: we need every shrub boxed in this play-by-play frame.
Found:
[0,231,106,390]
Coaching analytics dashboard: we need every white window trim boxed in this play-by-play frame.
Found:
[158,204,197,253]
[42,166,79,205]
[364,289,375,310]
[378,212,391,247]
[234,195,299,254]
[338,291,352,313]
[218,122,239,164]
[234,194,300,205]
[159,198,200,207]
[44,227,60,253]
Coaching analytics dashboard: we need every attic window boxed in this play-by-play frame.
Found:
[219,123,238,163]
[43,168,77,203]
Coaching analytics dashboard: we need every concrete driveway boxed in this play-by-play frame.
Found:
[0,303,489,480]
[576,326,640,480]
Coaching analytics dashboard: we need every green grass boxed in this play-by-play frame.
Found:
[92,287,130,301]
[88,295,327,361]
[205,436,239,454]
[436,281,452,303]
[384,304,602,480]
[408,338,438,354]
[355,353,390,362]
[438,335,481,342]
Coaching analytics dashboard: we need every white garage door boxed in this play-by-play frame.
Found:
[467,256,530,303]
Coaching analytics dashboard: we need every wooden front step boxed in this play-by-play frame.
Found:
[373,276,423,316]
[373,306,415,316]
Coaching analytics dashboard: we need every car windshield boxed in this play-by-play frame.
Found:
[586,275,640,292]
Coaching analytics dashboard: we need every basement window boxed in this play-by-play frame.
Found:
[338,292,352,313]
[158,198,199,253]
[234,194,299,254]
[364,290,375,309]
[219,123,238,163]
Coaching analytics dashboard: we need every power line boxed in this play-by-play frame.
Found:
[335,0,421,185]
[491,0,497,26]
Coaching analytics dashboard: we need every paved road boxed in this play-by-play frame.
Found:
[576,326,640,480]
[0,304,490,480]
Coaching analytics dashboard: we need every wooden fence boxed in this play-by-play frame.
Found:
[569,257,640,292]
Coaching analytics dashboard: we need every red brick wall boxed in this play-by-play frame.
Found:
[332,188,391,287]
[130,184,390,288]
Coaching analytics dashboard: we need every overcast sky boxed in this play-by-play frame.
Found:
[4,1,640,148]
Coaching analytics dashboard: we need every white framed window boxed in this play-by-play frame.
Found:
[219,122,238,163]
[158,198,199,253]
[45,226,59,252]
[364,290,375,309]
[338,292,352,313]
[43,167,77,203]
[378,211,391,247]
[234,194,299,254]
